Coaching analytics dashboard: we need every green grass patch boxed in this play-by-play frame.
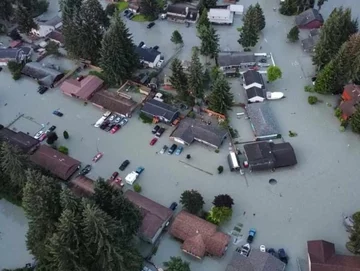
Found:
[132,14,148,22]
[116,1,128,11]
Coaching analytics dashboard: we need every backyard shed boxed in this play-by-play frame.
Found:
[246,103,281,140]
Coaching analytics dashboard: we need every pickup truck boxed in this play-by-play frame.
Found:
[247,228,256,243]
[125,167,145,185]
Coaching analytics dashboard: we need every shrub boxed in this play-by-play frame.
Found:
[288,130,298,137]
[217,166,224,174]
[12,71,22,80]
[334,107,342,118]
[186,154,191,159]
[304,85,314,92]
[139,112,153,124]
[8,61,24,80]
[308,96,318,104]
[134,183,142,193]
[63,130,69,139]
[215,149,220,153]
[188,111,195,118]
[58,146,68,155]
[339,126,345,132]
[340,118,348,128]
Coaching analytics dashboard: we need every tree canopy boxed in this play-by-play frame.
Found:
[170,58,189,100]
[171,30,184,45]
[347,212,360,254]
[207,206,233,225]
[164,256,191,271]
[287,26,299,42]
[15,4,38,34]
[238,6,259,49]
[208,74,234,114]
[213,194,234,209]
[0,0,14,21]
[188,48,204,99]
[180,190,205,215]
[351,108,360,134]
[140,0,160,20]
[197,8,210,33]
[267,66,282,82]
[254,3,265,32]
[199,25,219,60]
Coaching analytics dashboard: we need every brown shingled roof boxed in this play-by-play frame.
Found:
[30,145,81,180]
[70,175,95,196]
[308,240,360,271]
[60,75,103,100]
[170,210,230,258]
[343,84,360,103]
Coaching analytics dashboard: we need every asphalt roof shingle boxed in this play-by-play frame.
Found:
[295,8,323,27]
[218,52,256,67]
[246,103,280,138]
[141,99,179,122]
[243,70,265,86]
[246,87,266,99]
[134,47,160,63]
[21,62,64,86]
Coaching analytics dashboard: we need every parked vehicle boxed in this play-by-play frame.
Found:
[138,41,145,47]
[260,245,266,252]
[120,118,128,126]
[128,12,135,19]
[236,243,251,257]
[110,171,119,181]
[114,116,122,123]
[169,202,178,211]
[175,146,183,155]
[108,115,116,122]
[124,9,130,16]
[147,22,155,28]
[278,249,288,264]
[153,45,159,51]
[168,144,177,154]
[135,166,145,175]
[47,125,56,132]
[100,121,109,130]
[160,145,168,154]
[34,130,44,139]
[110,124,121,134]
[92,152,103,163]
[152,125,160,134]
[266,92,285,100]
[79,165,92,176]
[95,116,107,127]
[247,228,256,243]
[53,110,63,117]
[344,215,355,232]
[150,138,158,146]
[119,160,130,171]
[105,124,114,132]
[38,86,48,94]
[156,127,165,137]
[125,171,138,185]
[103,111,112,117]
[267,248,277,258]
[39,133,47,142]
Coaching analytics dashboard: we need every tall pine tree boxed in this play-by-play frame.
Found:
[15,4,38,34]
[254,3,265,31]
[0,0,13,21]
[279,0,297,16]
[238,6,259,49]
[188,48,204,99]
[100,16,138,85]
[199,25,219,60]
[170,58,189,100]
[140,0,159,20]
[208,75,234,114]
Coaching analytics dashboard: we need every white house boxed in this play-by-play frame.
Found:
[208,9,234,25]
[134,46,161,68]
[31,15,63,37]
[229,4,244,15]
[242,70,265,90]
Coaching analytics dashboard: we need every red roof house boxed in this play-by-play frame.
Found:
[60,75,104,100]
[170,210,230,259]
[295,9,324,29]
[308,240,360,271]
[340,84,360,120]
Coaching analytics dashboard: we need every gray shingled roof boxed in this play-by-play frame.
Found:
[21,62,64,86]
[246,103,280,138]
[271,142,297,168]
[226,249,286,271]
[39,15,62,27]
[171,117,227,148]
[243,70,264,86]
[0,47,32,62]
[295,8,323,27]
[246,87,266,99]
[141,99,179,121]
[218,52,256,67]
[134,46,160,63]
[301,36,319,51]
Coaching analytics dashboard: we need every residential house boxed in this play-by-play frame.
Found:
[166,4,199,24]
[295,8,323,29]
[246,103,281,140]
[243,142,297,171]
[229,4,244,15]
[0,47,32,66]
[141,99,180,124]
[218,52,256,72]
[128,0,141,13]
[308,240,360,271]
[46,30,65,46]
[170,117,227,149]
[242,70,266,103]
[31,15,63,37]
[170,210,231,259]
[339,84,360,120]
[60,75,104,100]
[124,190,173,244]
[226,249,286,271]
[208,9,234,25]
[224,0,236,4]
[21,62,64,87]
[30,145,81,180]
[91,90,138,116]
[301,28,320,52]
[0,126,39,154]
[134,46,161,68]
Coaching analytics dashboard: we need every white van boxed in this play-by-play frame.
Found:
[94,116,107,127]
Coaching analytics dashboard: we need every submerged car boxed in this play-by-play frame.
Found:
[278,249,288,264]
[92,152,103,163]
[160,145,168,154]
[247,228,256,243]
[175,146,183,155]
[79,165,92,176]
[150,138,158,146]
[236,243,251,257]
[53,110,63,117]
[119,159,130,171]
[168,144,177,154]
[169,202,178,211]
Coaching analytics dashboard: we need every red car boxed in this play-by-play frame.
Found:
[114,176,124,188]
[92,152,103,162]
[110,124,121,134]
[150,138,158,146]
[39,133,47,142]
[110,171,119,181]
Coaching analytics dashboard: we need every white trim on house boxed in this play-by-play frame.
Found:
[248,96,265,103]
[243,82,263,89]
[146,54,161,68]
[208,9,234,25]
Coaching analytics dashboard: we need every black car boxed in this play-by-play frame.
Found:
[168,144,177,154]
[119,160,130,171]
[267,248,277,258]
[278,249,288,264]
[169,202,178,211]
[48,125,56,132]
[138,41,145,48]
[105,124,114,132]
[156,127,165,137]
[147,22,155,29]
[124,9,130,16]
[128,12,134,19]
[100,121,109,130]
[153,45,159,51]
[79,164,92,176]
[38,86,48,94]
[152,125,160,134]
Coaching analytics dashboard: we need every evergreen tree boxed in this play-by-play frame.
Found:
[188,48,204,99]
[140,0,159,20]
[279,0,297,16]
[208,74,233,114]
[313,60,341,94]
[15,4,38,34]
[199,25,219,60]
[238,7,259,49]
[313,7,358,69]
[254,3,265,31]
[180,190,205,214]
[197,8,210,33]
[170,58,189,99]
[100,15,138,85]
[0,0,14,21]
[171,30,183,45]
[164,257,191,271]
[46,132,58,145]
[213,194,234,209]
[351,108,360,134]
[287,26,299,42]
[199,0,216,9]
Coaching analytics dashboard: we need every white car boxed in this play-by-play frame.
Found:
[94,116,107,127]
[34,130,44,139]
[108,115,116,122]
[156,59,164,68]
[125,171,139,185]
[103,111,111,117]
